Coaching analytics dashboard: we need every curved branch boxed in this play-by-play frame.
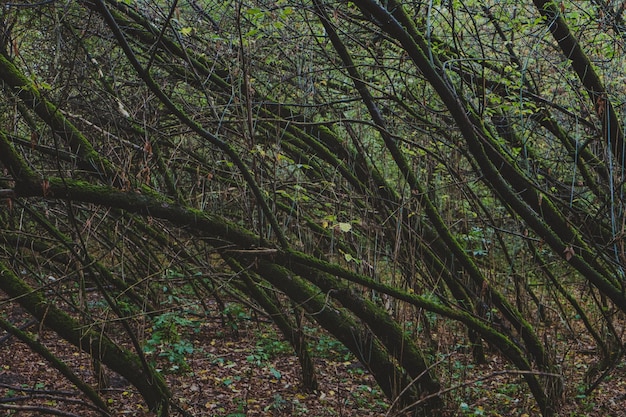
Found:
[0,262,170,415]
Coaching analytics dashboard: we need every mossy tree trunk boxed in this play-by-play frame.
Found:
[1,1,625,416]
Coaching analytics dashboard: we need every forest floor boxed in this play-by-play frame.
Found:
[0,300,625,416]
[0,300,390,417]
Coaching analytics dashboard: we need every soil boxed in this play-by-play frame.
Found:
[0,303,389,417]
[0,302,625,417]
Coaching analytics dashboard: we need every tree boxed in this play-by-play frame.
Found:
[0,1,625,416]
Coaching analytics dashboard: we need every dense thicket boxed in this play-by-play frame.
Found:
[1,1,625,416]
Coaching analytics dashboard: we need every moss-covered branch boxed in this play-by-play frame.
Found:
[0,262,170,415]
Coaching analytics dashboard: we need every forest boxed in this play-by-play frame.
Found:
[1,0,625,416]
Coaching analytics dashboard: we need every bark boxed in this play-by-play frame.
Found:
[224,256,319,391]
[532,0,624,166]
[252,261,441,416]
[0,262,170,415]
[0,316,111,416]
[0,54,119,185]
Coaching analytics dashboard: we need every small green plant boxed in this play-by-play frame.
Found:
[265,393,288,413]
[351,385,374,407]
[144,311,199,372]
[246,350,269,366]
[221,375,242,387]
[314,332,351,361]
[252,332,291,360]
[222,303,251,331]
[245,336,284,380]
[225,397,246,416]
[347,363,365,375]
[459,402,485,416]
[459,226,491,257]
[291,398,308,415]
[574,391,596,413]
[205,352,225,366]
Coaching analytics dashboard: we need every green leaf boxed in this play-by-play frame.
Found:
[338,222,351,232]
[344,253,354,262]
[269,367,281,379]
